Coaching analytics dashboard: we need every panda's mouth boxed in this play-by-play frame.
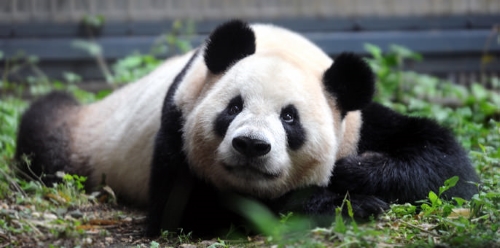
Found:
[223,163,281,180]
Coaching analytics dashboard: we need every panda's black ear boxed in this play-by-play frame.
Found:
[323,53,375,115]
[204,20,256,74]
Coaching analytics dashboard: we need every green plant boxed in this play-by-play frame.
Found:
[237,44,500,247]
[364,43,499,247]
[1,34,499,247]
[61,173,87,192]
[0,18,191,246]
[111,53,162,84]
[112,20,194,84]
[73,19,194,86]
[149,241,160,248]
[207,238,229,248]
[364,43,422,105]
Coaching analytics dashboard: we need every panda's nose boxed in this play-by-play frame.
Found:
[232,136,271,157]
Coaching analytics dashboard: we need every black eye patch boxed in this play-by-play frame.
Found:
[214,95,243,137]
[280,105,306,150]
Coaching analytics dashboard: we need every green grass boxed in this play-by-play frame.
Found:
[253,45,500,248]
[1,42,499,247]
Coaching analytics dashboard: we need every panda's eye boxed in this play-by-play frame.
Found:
[281,112,294,123]
[215,95,243,137]
[228,105,241,115]
[280,106,297,124]
[226,96,243,116]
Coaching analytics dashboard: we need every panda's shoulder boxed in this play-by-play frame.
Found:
[359,102,455,152]
[361,102,446,131]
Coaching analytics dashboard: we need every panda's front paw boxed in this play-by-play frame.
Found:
[347,194,389,220]
[303,188,388,220]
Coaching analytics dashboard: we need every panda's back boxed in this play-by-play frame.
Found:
[69,52,195,205]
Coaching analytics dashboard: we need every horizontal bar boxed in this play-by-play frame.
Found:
[1,29,497,61]
[0,15,498,38]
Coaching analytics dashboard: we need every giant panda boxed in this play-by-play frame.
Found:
[15,20,479,237]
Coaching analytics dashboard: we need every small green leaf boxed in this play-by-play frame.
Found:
[389,44,423,61]
[62,72,82,84]
[364,43,382,59]
[149,241,160,248]
[346,199,354,218]
[429,191,442,207]
[118,55,143,68]
[72,40,102,56]
[439,176,459,196]
[333,208,347,234]
[471,83,489,101]
[453,197,466,207]
[442,204,454,217]
[444,176,459,188]
[83,14,105,28]
[96,89,112,100]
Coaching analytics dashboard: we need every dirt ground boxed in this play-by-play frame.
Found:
[0,201,153,247]
[0,199,263,247]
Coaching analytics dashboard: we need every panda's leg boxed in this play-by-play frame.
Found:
[269,186,389,222]
[145,105,194,237]
[146,129,172,236]
[15,92,80,186]
[146,51,201,237]
[329,103,480,204]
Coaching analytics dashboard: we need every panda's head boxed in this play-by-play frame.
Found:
[183,20,374,199]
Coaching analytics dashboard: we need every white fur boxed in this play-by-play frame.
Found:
[69,52,195,205]
[65,23,360,204]
[182,24,340,199]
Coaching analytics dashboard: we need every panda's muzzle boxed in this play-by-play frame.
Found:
[232,136,271,158]
[221,135,281,180]
[223,136,280,179]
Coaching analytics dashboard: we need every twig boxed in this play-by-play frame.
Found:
[14,155,46,188]
[0,167,27,198]
[85,25,114,86]
[29,63,50,84]
[481,24,500,79]
[22,220,44,237]
[397,220,439,237]
[0,233,10,248]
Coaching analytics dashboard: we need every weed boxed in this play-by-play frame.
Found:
[0,33,499,246]
[238,44,500,247]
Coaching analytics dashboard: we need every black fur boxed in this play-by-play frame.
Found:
[270,186,388,224]
[323,53,375,117]
[147,94,479,237]
[146,20,479,237]
[14,20,480,239]
[145,21,382,236]
[214,95,243,137]
[15,92,81,186]
[204,20,256,74]
[146,51,199,236]
[329,103,479,204]
[147,21,258,237]
[280,104,306,150]
[162,180,245,236]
